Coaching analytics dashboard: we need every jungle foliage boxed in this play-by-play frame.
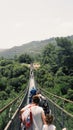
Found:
[35,37,73,101]
[0,54,32,106]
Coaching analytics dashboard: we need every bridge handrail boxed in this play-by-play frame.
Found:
[41,88,73,118]
[45,95,73,118]
[40,87,73,104]
[0,90,26,113]
[4,106,19,130]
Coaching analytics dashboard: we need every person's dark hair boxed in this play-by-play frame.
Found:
[45,114,54,124]
[36,90,41,94]
[32,95,40,104]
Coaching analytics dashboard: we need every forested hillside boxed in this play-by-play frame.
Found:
[0,35,73,59]
[0,53,33,107]
[0,38,56,58]
[35,37,73,113]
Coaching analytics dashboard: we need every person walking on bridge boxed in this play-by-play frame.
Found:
[31,95,46,130]
[42,114,56,130]
[36,90,50,115]
[20,95,45,130]
[29,87,37,103]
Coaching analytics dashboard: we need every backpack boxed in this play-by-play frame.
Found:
[21,106,33,128]
[39,98,50,115]
[30,88,36,97]
[29,88,36,103]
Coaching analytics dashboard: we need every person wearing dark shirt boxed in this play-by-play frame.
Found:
[29,87,37,103]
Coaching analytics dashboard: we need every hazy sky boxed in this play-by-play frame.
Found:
[0,0,73,49]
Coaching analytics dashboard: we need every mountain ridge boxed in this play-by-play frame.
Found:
[0,37,56,58]
[0,35,73,58]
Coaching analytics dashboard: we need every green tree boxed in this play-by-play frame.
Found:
[18,54,33,63]
[0,59,13,66]
[0,91,7,100]
[67,89,73,100]
[56,38,73,74]
[42,44,57,65]
[0,77,7,91]
[9,77,21,92]
[41,44,58,74]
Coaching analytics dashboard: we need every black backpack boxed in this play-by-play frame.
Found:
[39,98,50,115]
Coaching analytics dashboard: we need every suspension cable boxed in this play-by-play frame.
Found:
[40,87,73,118]
[40,87,73,104]
[45,95,73,118]
[0,90,26,113]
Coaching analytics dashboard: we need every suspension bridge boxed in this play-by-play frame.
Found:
[0,64,73,130]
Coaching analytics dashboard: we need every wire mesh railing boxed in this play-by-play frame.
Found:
[4,89,28,130]
[0,89,28,130]
[40,87,73,130]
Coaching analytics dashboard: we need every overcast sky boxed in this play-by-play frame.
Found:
[0,0,73,49]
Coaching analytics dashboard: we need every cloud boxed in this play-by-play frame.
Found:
[60,21,73,28]
[15,22,24,28]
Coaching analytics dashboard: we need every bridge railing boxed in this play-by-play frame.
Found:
[47,96,73,130]
[40,87,73,130]
[4,89,28,130]
[0,88,28,130]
